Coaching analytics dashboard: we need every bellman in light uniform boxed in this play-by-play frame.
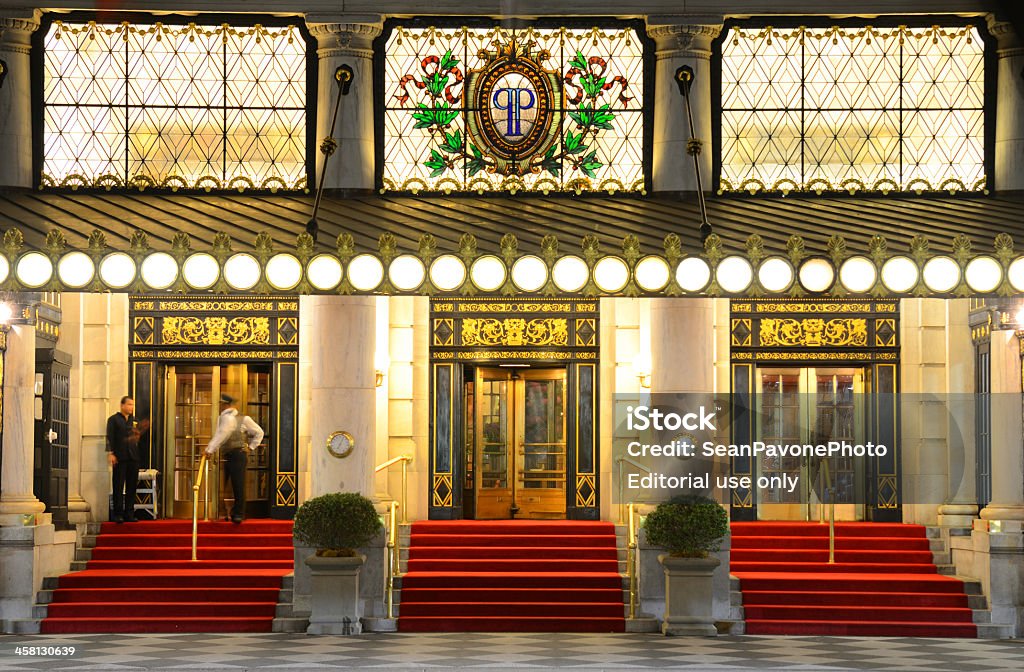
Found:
[205,394,264,523]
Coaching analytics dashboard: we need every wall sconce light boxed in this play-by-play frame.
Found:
[633,351,652,389]
[0,299,35,327]
[375,370,385,388]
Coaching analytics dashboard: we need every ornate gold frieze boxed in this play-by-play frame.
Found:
[748,351,889,361]
[133,300,156,311]
[756,302,873,314]
[157,300,276,312]
[875,303,899,313]
[459,302,574,313]
[759,318,867,347]
[456,350,575,360]
[461,318,568,347]
[162,316,270,346]
[574,302,598,313]
[732,303,752,313]
[278,302,299,311]
[131,349,292,360]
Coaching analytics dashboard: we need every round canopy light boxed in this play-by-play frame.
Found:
[1008,257,1024,293]
[99,252,136,289]
[265,253,302,291]
[0,254,9,284]
[717,256,753,294]
[16,251,53,288]
[757,256,794,292]
[922,256,960,293]
[839,256,877,293]
[57,251,95,288]
[676,257,712,292]
[182,253,220,289]
[306,254,343,291]
[798,257,835,293]
[511,255,548,292]
[551,256,588,292]
[471,255,507,292]
[635,256,671,291]
[429,254,467,292]
[223,253,261,291]
[140,252,178,290]
[964,256,1002,294]
[348,254,384,291]
[593,256,629,293]
[389,254,426,291]
[881,256,919,293]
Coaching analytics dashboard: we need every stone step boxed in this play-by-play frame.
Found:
[31,604,48,620]
[6,619,40,635]
[624,616,660,633]
[74,548,93,562]
[977,622,1016,639]
[271,615,310,633]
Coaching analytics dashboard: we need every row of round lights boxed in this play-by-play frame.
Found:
[0,249,1019,296]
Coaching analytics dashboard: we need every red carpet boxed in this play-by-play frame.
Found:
[398,520,625,633]
[731,522,976,637]
[41,519,293,633]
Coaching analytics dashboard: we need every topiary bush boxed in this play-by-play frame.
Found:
[292,492,383,557]
[642,494,729,558]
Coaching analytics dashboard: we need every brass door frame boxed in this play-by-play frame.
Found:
[165,365,222,519]
[473,367,568,519]
[755,366,867,522]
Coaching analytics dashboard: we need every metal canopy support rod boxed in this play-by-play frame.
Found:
[307,64,355,242]
[675,65,712,243]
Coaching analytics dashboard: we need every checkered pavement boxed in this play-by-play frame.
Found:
[1,632,1022,671]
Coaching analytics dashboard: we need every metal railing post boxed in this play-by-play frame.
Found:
[191,454,208,562]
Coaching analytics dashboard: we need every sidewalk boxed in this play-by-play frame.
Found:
[1,632,1022,671]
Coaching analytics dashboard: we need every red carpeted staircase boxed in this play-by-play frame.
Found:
[731,522,976,637]
[40,519,293,633]
[398,520,625,632]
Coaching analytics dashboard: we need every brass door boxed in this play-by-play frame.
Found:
[755,367,867,521]
[474,368,567,519]
[164,364,271,519]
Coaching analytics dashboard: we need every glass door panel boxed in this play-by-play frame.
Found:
[166,366,220,519]
[475,370,512,519]
[755,367,866,521]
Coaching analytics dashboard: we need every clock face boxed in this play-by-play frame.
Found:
[326,431,354,459]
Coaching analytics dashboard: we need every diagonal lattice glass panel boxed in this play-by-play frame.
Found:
[381,24,645,193]
[720,25,985,194]
[42,20,307,191]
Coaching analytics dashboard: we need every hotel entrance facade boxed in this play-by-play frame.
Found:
[0,0,1022,639]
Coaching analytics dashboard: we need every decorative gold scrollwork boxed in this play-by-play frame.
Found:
[461,318,568,347]
[759,318,867,347]
[162,316,271,346]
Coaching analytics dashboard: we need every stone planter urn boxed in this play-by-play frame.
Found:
[659,554,721,636]
[305,554,366,635]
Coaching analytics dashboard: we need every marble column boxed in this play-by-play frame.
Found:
[650,299,715,393]
[647,16,723,194]
[309,296,377,498]
[979,329,1024,521]
[306,15,382,193]
[937,300,978,527]
[0,9,40,189]
[56,294,91,524]
[988,16,1024,192]
[0,325,45,526]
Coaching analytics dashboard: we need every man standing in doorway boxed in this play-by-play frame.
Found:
[106,396,147,523]
[205,394,264,523]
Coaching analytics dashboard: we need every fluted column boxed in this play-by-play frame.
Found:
[0,325,45,525]
[979,330,1024,521]
[0,9,41,189]
[988,16,1024,192]
[309,296,377,497]
[647,16,723,194]
[306,15,382,193]
[937,300,978,527]
[650,299,716,393]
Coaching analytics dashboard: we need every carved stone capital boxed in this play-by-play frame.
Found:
[306,15,382,60]
[987,14,1023,55]
[0,8,42,55]
[647,16,723,61]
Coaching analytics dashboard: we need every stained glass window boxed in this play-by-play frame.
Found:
[42,20,308,191]
[720,25,986,194]
[381,25,645,194]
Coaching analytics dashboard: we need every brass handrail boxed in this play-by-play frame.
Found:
[822,460,835,564]
[626,502,639,619]
[375,455,413,524]
[191,454,209,562]
[384,500,400,619]
[615,456,652,523]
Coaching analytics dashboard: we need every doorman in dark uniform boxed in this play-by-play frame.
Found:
[205,394,264,523]
[105,395,148,523]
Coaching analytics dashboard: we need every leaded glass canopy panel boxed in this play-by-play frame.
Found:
[381,25,645,194]
[720,25,986,194]
[42,20,308,191]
